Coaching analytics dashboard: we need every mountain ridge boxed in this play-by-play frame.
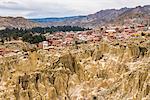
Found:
[29,16,86,23]
[0,5,150,29]
[30,5,150,28]
[0,16,40,29]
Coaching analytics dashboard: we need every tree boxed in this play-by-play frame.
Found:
[0,38,4,44]
[141,32,145,36]
[32,35,46,44]
[22,34,33,43]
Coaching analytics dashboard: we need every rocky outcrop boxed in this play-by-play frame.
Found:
[0,40,149,99]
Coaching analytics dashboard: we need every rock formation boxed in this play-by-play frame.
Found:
[0,39,149,100]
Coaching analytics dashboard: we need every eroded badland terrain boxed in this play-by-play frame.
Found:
[0,37,149,100]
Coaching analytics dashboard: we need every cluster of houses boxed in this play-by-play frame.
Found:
[38,31,102,49]
[38,24,150,49]
[0,48,10,56]
[0,24,150,53]
[102,24,150,41]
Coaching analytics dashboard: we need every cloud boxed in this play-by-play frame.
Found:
[2,1,18,5]
[0,0,31,11]
[0,0,149,18]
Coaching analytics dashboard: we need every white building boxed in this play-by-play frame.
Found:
[42,41,48,49]
[105,29,116,33]
[0,27,6,30]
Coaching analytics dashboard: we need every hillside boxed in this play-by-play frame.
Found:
[0,17,40,29]
[1,5,149,29]
[0,5,149,29]
[31,5,150,28]
[113,5,150,25]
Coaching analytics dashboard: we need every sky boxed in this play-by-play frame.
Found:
[0,0,149,18]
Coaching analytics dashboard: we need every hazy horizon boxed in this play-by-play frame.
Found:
[0,0,150,18]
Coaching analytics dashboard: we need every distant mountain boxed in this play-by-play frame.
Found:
[114,5,150,25]
[0,17,40,29]
[30,5,150,28]
[1,5,149,29]
[30,16,86,23]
